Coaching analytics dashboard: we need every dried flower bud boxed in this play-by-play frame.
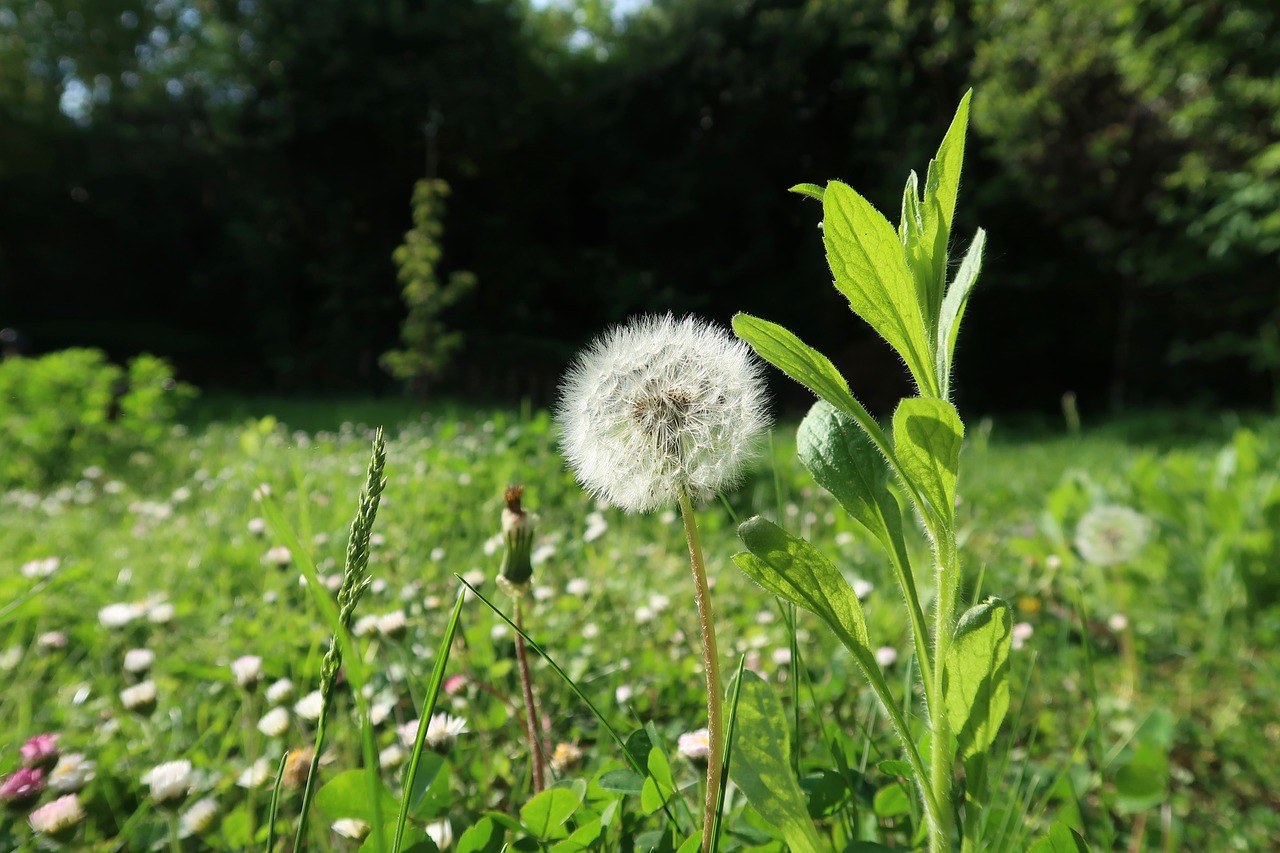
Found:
[498,485,535,593]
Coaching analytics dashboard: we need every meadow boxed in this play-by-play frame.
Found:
[2,396,1278,851]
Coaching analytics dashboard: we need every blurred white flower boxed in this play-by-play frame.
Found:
[264,546,292,567]
[379,744,406,769]
[294,690,324,721]
[231,655,263,688]
[247,517,267,536]
[1011,622,1034,651]
[875,646,899,668]
[677,728,711,761]
[581,623,599,639]
[332,818,370,840]
[771,647,792,666]
[48,754,95,794]
[147,601,176,624]
[1108,613,1129,632]
[146,760,192,806]
[37,631,68,651]
[556,314,770,513]
[21,557,60,579]
[353,614,379,637]
[565,578,590,597]
[615,684,634,704]
[377,610,408,640]
[634,606,654,624]
[181,797,219,835]
[257,707,290,738]
[430,547,447,563]
[236,758,273,789]
[426,819,453,849]
[29,793,85,836]
[123,648,154,674]
[120,680,157,714]
[851,579,874,600]
[266,678,294,706]
[99,602,142,629]
[583,511,609,543]
[1074,505,1150,566]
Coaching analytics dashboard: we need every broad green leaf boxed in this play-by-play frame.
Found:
[876,760,913,778]
[640,748,675,814]
[360,825,436,853]
[596,769,644,795]
[315,769,399,823]
[456,817,505,853]
[727,671,825,853]
[1113,741,1168,814]
[550,818,602,852]
[892,397,963,526]
[872,783,912,818]
[734,517,870,658]
[823,179,938,397]
[936,228,986,395]
[405,752,447,816]
[789,183,825,201]
[676,835,701,853]
[943,598,1012,760]
[1027,822,1092,853]
[800,769,852,819]
[797,400,905,561]
[520,786,584,840]
[922,89,973,319]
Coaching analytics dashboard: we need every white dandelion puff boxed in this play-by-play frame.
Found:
[556,314,770,513]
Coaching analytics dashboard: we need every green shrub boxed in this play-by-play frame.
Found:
[0,348,196,487]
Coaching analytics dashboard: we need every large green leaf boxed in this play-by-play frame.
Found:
[731,314,895,462]
[943,598,1012,760]
[898,170,934,332]
[797,400,905,561]
[1027,822,1092,853]
[734,516,871,658]
[727,671,825,853]
[936,228,986,395]
[892,397,964,526]
[823,180,939,397]
[922,89,973,320]
[315,769,399,824]
[520,785,585,840]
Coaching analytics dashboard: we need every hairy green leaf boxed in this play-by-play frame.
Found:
[944,598,1012,760]
[823,180,938,396]
[892,397,964,526]
[936,228,986,395]
[922,89,973,319]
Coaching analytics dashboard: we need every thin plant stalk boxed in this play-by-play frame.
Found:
[514,597,547,793]
[677,488,724,853]
[168,812,183,853]
[928,538,960,853]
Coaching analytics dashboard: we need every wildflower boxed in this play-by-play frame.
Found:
[426,819,453,849]
[556,314,769,513]
[430,547,447,562]
[21,733,59,769]
[0,767,44,809]
[581,623,599,640]
[443,674,468,695]
[353,614,380,637]
[549,742,584,774]
[294,690,324,721]
[257,707,290,738]
[147,602,176,624]
[236,758,273,789]
[678,728,711,762]
[615,684,634,705]
[282,747,313,789]
[379,744,406,769]
[1011,622,1034,651]
[146,760,192,807]
[98,602,142,629]
[37,631,68,651]
[583,511,608,543]
[47,753,95,794]
[499,485,536,593]
[181,797,219,835]
[266,678,295,706]
[634,605,655,624]
[851,578,874,600]
[264,546,292,568]
[565,578,590,597]
[333,818,371,840]
[231,655,263,689]
[28,793,85,839]
[1074,505,1150,566]
[21,557,59,579]
[875,646,899,668]
[120,680,157,715]
[247,517,267,536]
[377,610,408,640]
[771,647,792,666]
[123,648,155,675]
[1108,613,1129,632]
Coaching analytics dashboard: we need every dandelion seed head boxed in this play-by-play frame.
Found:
[556,314,770,513]
[1074,505,1150,566]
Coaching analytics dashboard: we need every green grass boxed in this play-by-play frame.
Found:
[2,402,1278,851]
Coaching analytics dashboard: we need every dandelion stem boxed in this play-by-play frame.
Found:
[514,597,547,793]
[678,488,723,853]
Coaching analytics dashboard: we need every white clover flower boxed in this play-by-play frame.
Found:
[181,796,219,835]
[231,655,263,688]
[1074,505,1150,566]
[48,753,95,794]
[266,678,295,706]
[556,314,770,513]
[257,707,290,737]
[677,728,711,761]
[121,680,157,714]
[294,690,324,721]
[146,759,192,806]
[123,648,155,674]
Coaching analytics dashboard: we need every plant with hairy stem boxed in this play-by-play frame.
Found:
[729,91,1078,852]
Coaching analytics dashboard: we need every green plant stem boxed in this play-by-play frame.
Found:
[928,538,960,853]
[678,488,724,853]
[514,597,547,793]
[168,811,183,853]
